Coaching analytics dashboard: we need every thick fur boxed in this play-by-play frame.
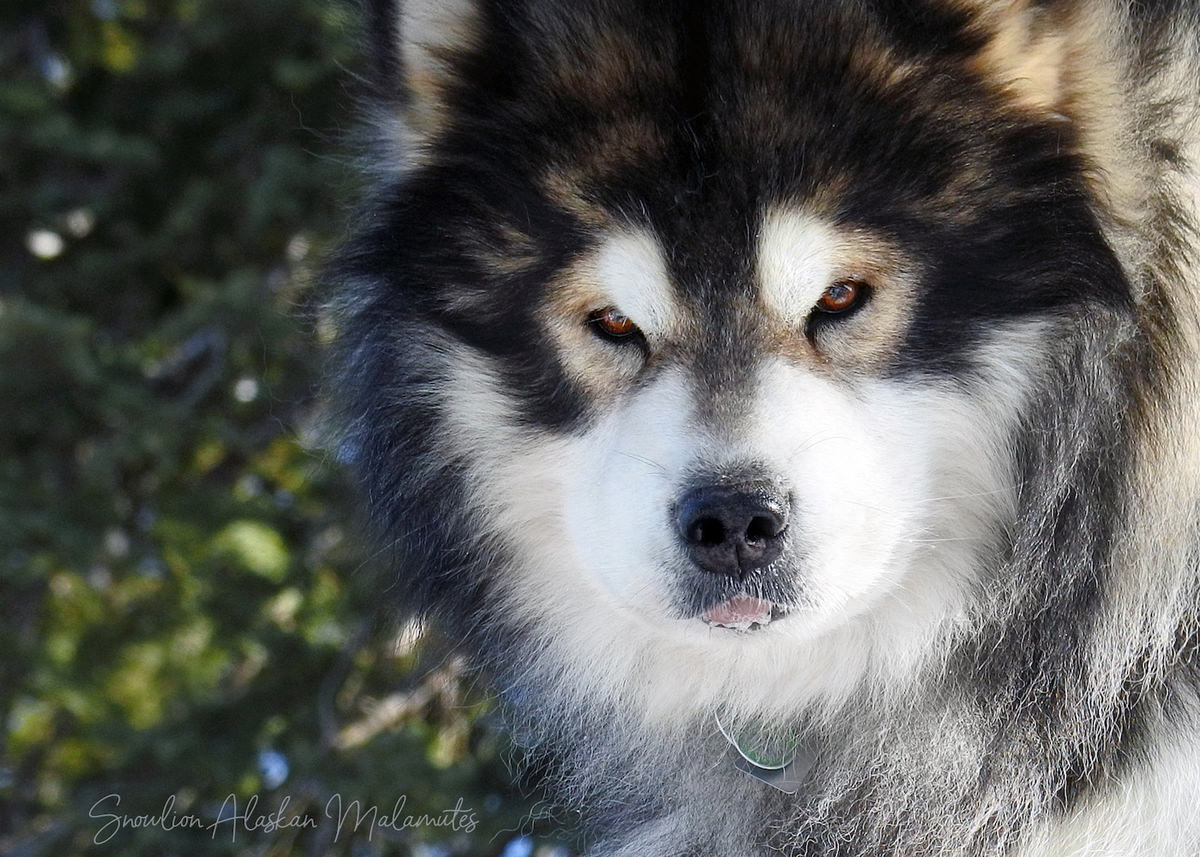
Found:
[329,1,1200,854]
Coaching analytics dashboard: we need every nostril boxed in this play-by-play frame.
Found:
[690,517,727,547]
[745,513,783,544]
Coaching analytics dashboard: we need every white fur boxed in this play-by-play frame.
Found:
[398,0,477,76]
[757,210,844,325]
[580,229,679,337]
[1019,724,1200,857]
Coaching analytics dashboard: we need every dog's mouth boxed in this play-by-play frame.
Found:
[700,595,785,631]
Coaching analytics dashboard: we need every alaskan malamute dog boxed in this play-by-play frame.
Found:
[330,1,1200,854]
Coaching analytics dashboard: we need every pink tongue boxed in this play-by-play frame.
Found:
[702,595,774,629]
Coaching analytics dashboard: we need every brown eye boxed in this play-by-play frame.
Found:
[587,306,640,342]
[815,279,868,315]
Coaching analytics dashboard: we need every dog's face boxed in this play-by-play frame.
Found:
[347,0,1131,711]
[447,210,1030,653]
[544,219,978,637]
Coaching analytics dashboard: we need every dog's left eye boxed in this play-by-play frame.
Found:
[806,280,872,342]
[587,307,643,344]
[815,280,869,315]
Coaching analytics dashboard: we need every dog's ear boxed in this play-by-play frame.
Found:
[966,0,1116,119]
[965,0,1138,217]
[366,0,482,153]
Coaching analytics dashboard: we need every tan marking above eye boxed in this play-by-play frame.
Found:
[815,280,869,314]
[587,306,640,340]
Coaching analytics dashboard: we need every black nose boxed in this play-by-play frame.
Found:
[675,482,790,577]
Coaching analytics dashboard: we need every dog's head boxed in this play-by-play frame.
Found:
[337,0,1137,717]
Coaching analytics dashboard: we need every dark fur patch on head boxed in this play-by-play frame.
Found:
[346,0,1136,395]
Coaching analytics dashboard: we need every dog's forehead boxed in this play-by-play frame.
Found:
[384,0,1130,383]
[506,3,983,293]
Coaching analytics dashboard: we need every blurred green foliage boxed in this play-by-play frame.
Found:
[0,2,572,854]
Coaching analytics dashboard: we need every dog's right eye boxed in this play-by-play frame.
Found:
[587,307,643,345]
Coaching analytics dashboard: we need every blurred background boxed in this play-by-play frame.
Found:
[0,1,575,854]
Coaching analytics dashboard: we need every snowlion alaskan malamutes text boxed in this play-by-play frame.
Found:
[329,1,1200,854]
